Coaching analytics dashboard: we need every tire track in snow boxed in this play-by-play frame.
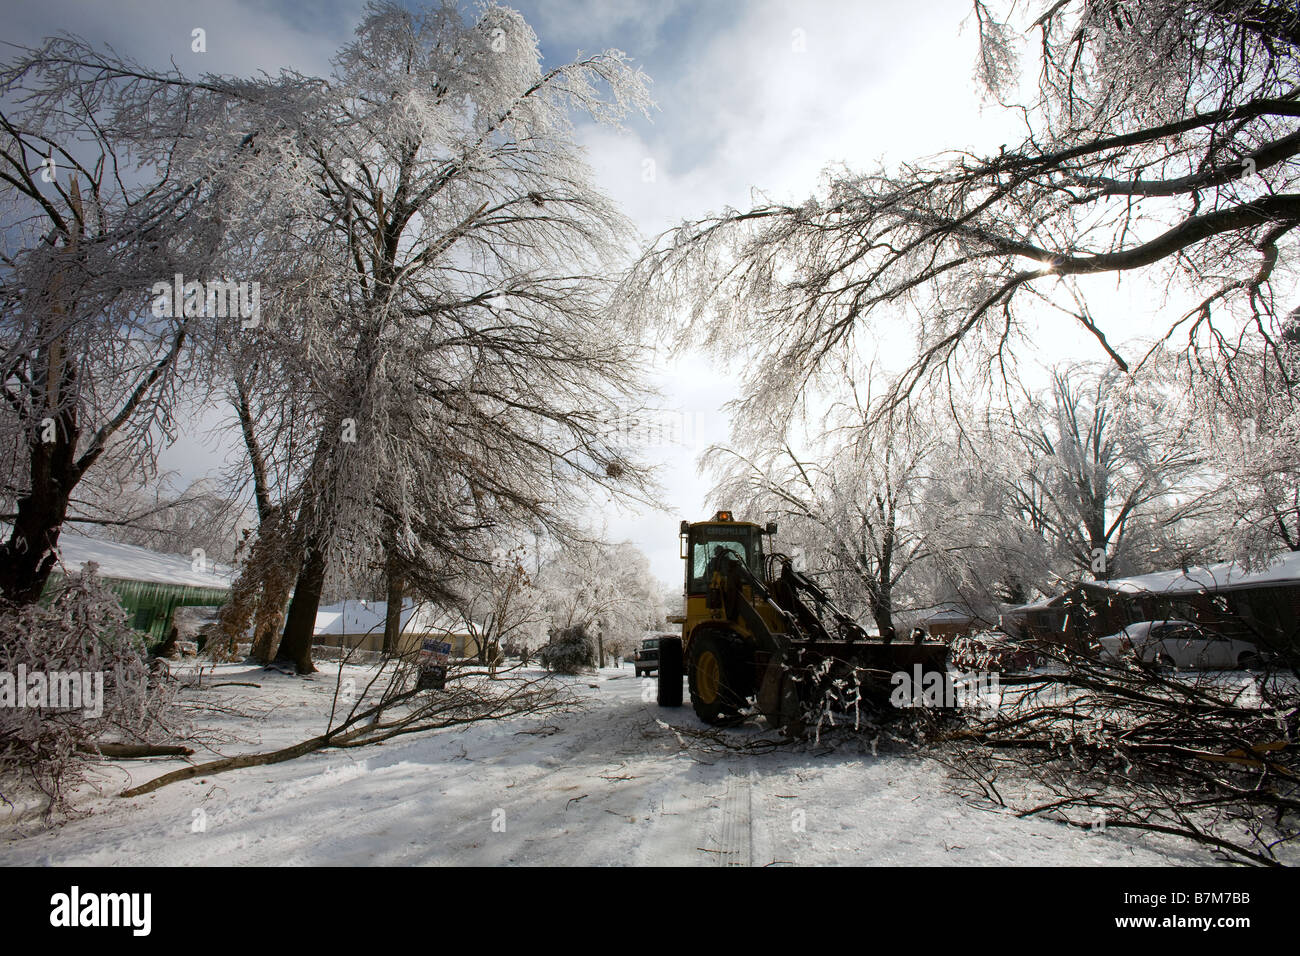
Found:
[710,769,753,866]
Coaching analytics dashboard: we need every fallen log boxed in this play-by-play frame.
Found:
[78,743,194,759]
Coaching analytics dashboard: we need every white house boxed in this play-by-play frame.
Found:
[312,598,485,658]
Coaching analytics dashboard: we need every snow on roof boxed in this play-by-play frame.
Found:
[1089,551,1300,596]
[919,603,975,622]
[1005,594,1065,614]
[17,525,238,589]
[312,599,476,637]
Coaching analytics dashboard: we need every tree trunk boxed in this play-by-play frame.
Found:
[2,254,79,606]
[268,414,342,674]
[274,536,326,674]
[876,509,897,642]
[872,580,897,643]
[249,567,297,664]
[1,475,72,604]
[383,561,404,657]
[211,505,299,663]
[874,600,896,643]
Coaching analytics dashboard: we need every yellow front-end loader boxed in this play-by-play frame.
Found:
[659,512,949,733]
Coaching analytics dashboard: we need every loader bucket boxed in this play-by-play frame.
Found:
[758,639,951,735]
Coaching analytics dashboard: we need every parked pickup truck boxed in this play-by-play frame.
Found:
[633,637,662,677]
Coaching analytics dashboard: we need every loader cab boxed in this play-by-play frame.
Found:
[681,512,769,596]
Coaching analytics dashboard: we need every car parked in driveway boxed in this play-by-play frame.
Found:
[1097,619,1264,670]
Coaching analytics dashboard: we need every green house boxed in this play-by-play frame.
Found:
[39,529,235,644]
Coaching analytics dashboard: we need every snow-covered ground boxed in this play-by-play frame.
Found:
[0,661,1214,866]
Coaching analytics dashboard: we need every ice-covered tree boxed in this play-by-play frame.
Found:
[994,364,1205,578]
[707,362,942,638]
[538,538,661,665]
[3,2,656,673]
[206,2,658,673]
[1188,311,1300,560]
[75,476,245,564]
[910,360,1212,611]
[455,548,544,668]
[621,1,1300,477]
[0,45,253,602]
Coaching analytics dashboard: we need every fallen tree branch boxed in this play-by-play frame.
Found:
[940,646,1300,865]
[79,743,194,759]
[121,667,573,797]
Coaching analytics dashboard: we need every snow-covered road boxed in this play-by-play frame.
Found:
[1,662,1205,866]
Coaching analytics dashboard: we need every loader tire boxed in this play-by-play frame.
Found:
[689,631,746,725]
[657,637,683,707]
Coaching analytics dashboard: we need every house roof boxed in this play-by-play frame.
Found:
[1005,593,1067,614]
[918,603,977,623]
[15,525,238,590]
[312,598,476,637]
[1085,551,1300,596]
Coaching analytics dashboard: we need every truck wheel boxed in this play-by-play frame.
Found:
[657,637,683,707]
[689,632,745,725]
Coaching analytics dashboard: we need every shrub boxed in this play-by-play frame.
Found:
[0,565,180,817]
[538,624,596,675]
[949,630,1039,672]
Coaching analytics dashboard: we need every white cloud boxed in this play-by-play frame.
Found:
[4,0,358,79]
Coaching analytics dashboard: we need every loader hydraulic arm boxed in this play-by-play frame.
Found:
[770,559,872,644]
[712,552,791,656]
[713,551,869,647]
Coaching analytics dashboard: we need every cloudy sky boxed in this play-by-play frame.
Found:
[7,0,1061,585]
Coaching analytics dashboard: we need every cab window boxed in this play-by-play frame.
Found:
[687,526,762,594]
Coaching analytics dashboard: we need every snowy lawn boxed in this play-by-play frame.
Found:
[0,660,1214,866]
